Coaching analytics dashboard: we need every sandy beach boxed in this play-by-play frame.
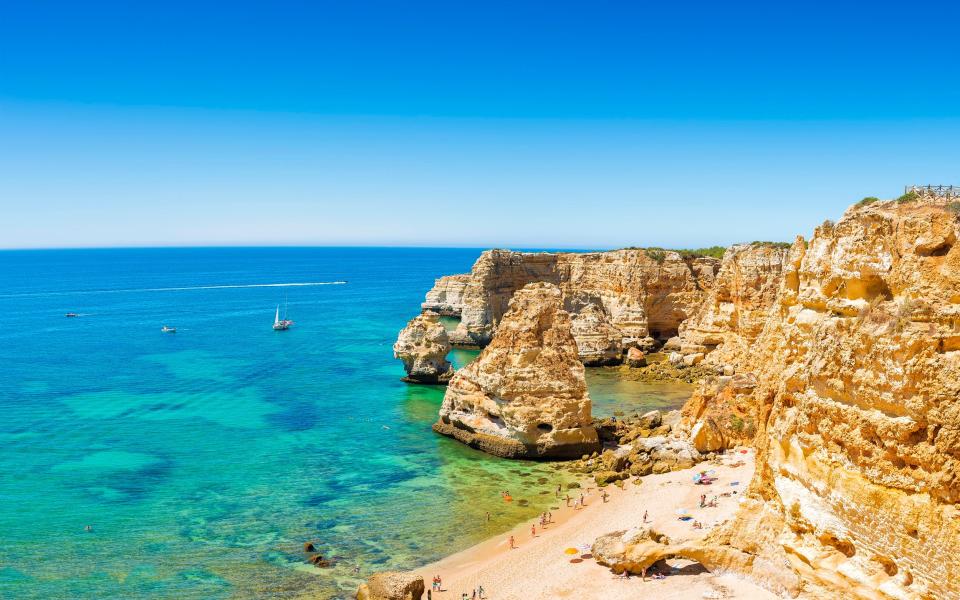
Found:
[417,449,777,600]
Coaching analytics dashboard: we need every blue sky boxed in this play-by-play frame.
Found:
[1,1,959,249]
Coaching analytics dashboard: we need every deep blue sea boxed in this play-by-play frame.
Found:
[0,248,691,599]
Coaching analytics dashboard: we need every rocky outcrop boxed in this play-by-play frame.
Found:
[576,410,702,480]
[356,571,424,600]
[592,526,798,594]
[686,197,960,599]
[569,303,623,365]
[433,282,600,459]
[393,313,454,384]
[420,249,720,352]
[421,274,472,317]
[677,242,789,366]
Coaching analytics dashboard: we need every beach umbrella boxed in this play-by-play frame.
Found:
[675,508,688,515]
[564,548,579,555]
[578,543,592,552]
[693,474,702,483]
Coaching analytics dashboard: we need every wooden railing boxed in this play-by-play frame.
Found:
[905,185,960,198]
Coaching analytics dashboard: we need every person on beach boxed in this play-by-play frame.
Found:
[556,483,562,497]
[485,511,490,522]
[580,493,585,507]
[531,524,536,537]
[565,493,571,507]
[700,493,706,508]
[509,535,516,549]
[427,590,432,600]
[643,510,649,523]
[547,511,552,523]
[478,584,485,598]
[601,490,609,503]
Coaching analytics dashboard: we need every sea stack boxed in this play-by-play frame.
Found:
[434,282,600,459]
[393,312,454,384]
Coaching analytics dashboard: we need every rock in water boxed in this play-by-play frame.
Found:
[434,282,600,459]
[393,312,454,384]
[356,571,424,600]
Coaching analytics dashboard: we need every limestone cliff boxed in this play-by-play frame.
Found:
[393,312,454,384]
[685,197,960,599]
[677,242,790,367]
[420,249,720,358]
[434,282,601,459]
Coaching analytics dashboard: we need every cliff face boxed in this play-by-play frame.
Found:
[693,198,960,599]
[420,249,720,358]
[434,282,601,459]
[677,243,790,367]
[393,313,454,384]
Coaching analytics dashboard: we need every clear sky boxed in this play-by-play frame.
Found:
[1,1,959,249]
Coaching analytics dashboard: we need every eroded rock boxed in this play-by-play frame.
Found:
[434,282,600,459]
[393,312,454,384]
[356,571,424,600]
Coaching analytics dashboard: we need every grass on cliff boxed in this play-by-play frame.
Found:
[749,241,792,250]
[947,201,960,215]
[856,196,880,207]
[630,246,726,263]
[896,190,919,203]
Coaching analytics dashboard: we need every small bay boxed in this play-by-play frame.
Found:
[0,248,692,599]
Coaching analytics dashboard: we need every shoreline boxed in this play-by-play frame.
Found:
[413,450,777,600]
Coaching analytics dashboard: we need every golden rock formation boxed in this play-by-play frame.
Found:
[419,248,720,353]
[687,198,960,599]
[392,312,454,384]
[434,282,601,459]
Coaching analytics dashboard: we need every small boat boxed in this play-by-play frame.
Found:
[273,303,293,331]
[65,312,80,318]
[161,325,177,333]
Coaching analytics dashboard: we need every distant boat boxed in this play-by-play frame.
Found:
[161,325,177,333]
[65,312,80,318]
[273,303,293,331]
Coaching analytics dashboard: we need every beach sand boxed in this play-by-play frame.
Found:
[417,449,777,600]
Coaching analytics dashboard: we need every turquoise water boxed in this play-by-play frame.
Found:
[0,248,691,599]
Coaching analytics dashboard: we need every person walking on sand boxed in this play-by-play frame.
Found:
[547,511,552,523]
[509,535,516,549]
[531,523,536,537]
[427,590,432,600]
[643,510,648,523]
[580,493,585,507]
[478,584,485,598]
[565,493,571,507]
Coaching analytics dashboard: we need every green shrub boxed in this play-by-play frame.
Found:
[856,196,880,207]
[750,241,792,250]
[729,414,745,433]
[675,246,727,259]
[896,190,919,203]
[644,248,667,264]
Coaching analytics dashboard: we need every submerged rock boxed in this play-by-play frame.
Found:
[393,312,454,384]
[356,571,424,600]
[434,282,600,459]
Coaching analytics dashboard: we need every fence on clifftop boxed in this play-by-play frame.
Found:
[905,185,960,198]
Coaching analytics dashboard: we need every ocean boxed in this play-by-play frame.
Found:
[0,247,691,599]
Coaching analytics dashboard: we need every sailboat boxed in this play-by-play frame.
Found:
[273,301,294,331]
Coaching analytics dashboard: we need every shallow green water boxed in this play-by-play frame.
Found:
[0,248,691,599]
